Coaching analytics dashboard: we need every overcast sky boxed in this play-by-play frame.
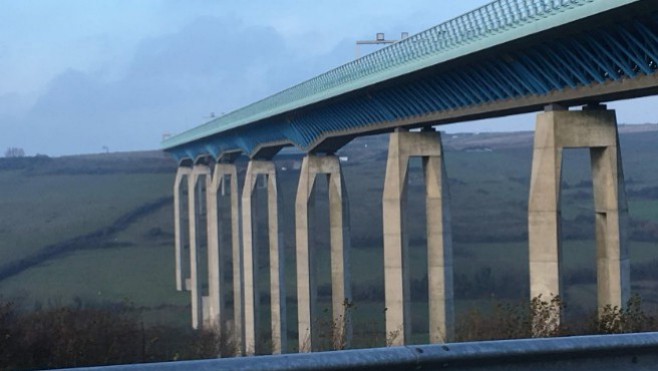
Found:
[2,1,658,156]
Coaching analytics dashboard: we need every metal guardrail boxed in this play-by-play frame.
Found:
[73,332,658,370]
[162,0,627,150]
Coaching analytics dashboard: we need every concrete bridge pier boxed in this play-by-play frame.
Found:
[242,160,286,355]
[174,166,192,292]
[529,104,630,331]
[188,163,212,329]
[205,163,242,346]
[296,154,352,352]
[383,128,454,346]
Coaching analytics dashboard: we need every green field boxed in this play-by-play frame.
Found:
[3,129,658,349]
[0,171,172,263]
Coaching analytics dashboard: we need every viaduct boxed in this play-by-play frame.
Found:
[162,0,658,356]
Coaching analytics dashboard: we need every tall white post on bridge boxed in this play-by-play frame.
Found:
[188,163,211,330]
[528,104,629,333]
[206,162,243,351]
[174,166,192,292]
[383,128,454,346]
[296,154,352,352]
[242,160,286,355]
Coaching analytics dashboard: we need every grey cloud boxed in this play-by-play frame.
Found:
[7,15,352,156]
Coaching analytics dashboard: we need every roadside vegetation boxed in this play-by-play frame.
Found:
[1,294,656,369]
[0,298,233,370]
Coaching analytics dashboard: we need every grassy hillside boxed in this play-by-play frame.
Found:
[3,126,658,346]
[0,151,188,325]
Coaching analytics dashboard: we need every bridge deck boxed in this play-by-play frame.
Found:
[163,0,656,162]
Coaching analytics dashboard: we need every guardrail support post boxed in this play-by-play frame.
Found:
[242,160,286,355]
[296,154,352,352]
[529,104,629,334]
[383,128,454,346]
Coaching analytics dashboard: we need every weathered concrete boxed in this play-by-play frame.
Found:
[296,155,351,352]
[382,129,453,346]
[202,296,211,326]
[206,163,242,344]
[242,160,286,355]
[188,164,211,330]
[206,170,221,331]
[529,105,629,326]
[174,166,192,292]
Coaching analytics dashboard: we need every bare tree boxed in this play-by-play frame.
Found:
[4,147,25,158]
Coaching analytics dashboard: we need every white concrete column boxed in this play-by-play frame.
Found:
[528,108,564,308]
[383,129,453,346]
[383,132,410,346]
[228,165,244,353]
[591,140,630,311]
[424,154,454,343]
[328,159,352,349]
[268,170,286,354]
[296,155,352,352]
[206,168,221,330]
[528,105,629,327]
[174,166,191,291]
[206,163,241,338]
[241,161,259,355]
[242,160,286,355]
[188,164,211,330]
[296,157,317,352]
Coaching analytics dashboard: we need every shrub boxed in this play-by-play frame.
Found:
[588,295,655,335]
[0,300,235,370]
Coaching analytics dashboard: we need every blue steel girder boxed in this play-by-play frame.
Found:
[573,38,621,80]
[546,44,591,85]
[497,59,536,94]
[375,90,406,120]
[169,7,658,163]
[518,53,564,91]
[590,35,636,77]
[426,78,461,109]
[441,74,474,106]
[422,80,454,110]
[369,94,397,121]
[472,67,506,100]
[529,48,577,89]
[512,57,552,93]
[605,30,652,75]
[483,59,525,96]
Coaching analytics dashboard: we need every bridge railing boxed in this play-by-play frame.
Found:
[71,332,658,370]
[164,0,598,149]
[290,0,595,103]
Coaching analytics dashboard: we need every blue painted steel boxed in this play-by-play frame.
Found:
[68,332,658,370]
[166,1,658,162]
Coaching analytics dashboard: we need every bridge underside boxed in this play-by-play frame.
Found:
[168,2,658,163]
